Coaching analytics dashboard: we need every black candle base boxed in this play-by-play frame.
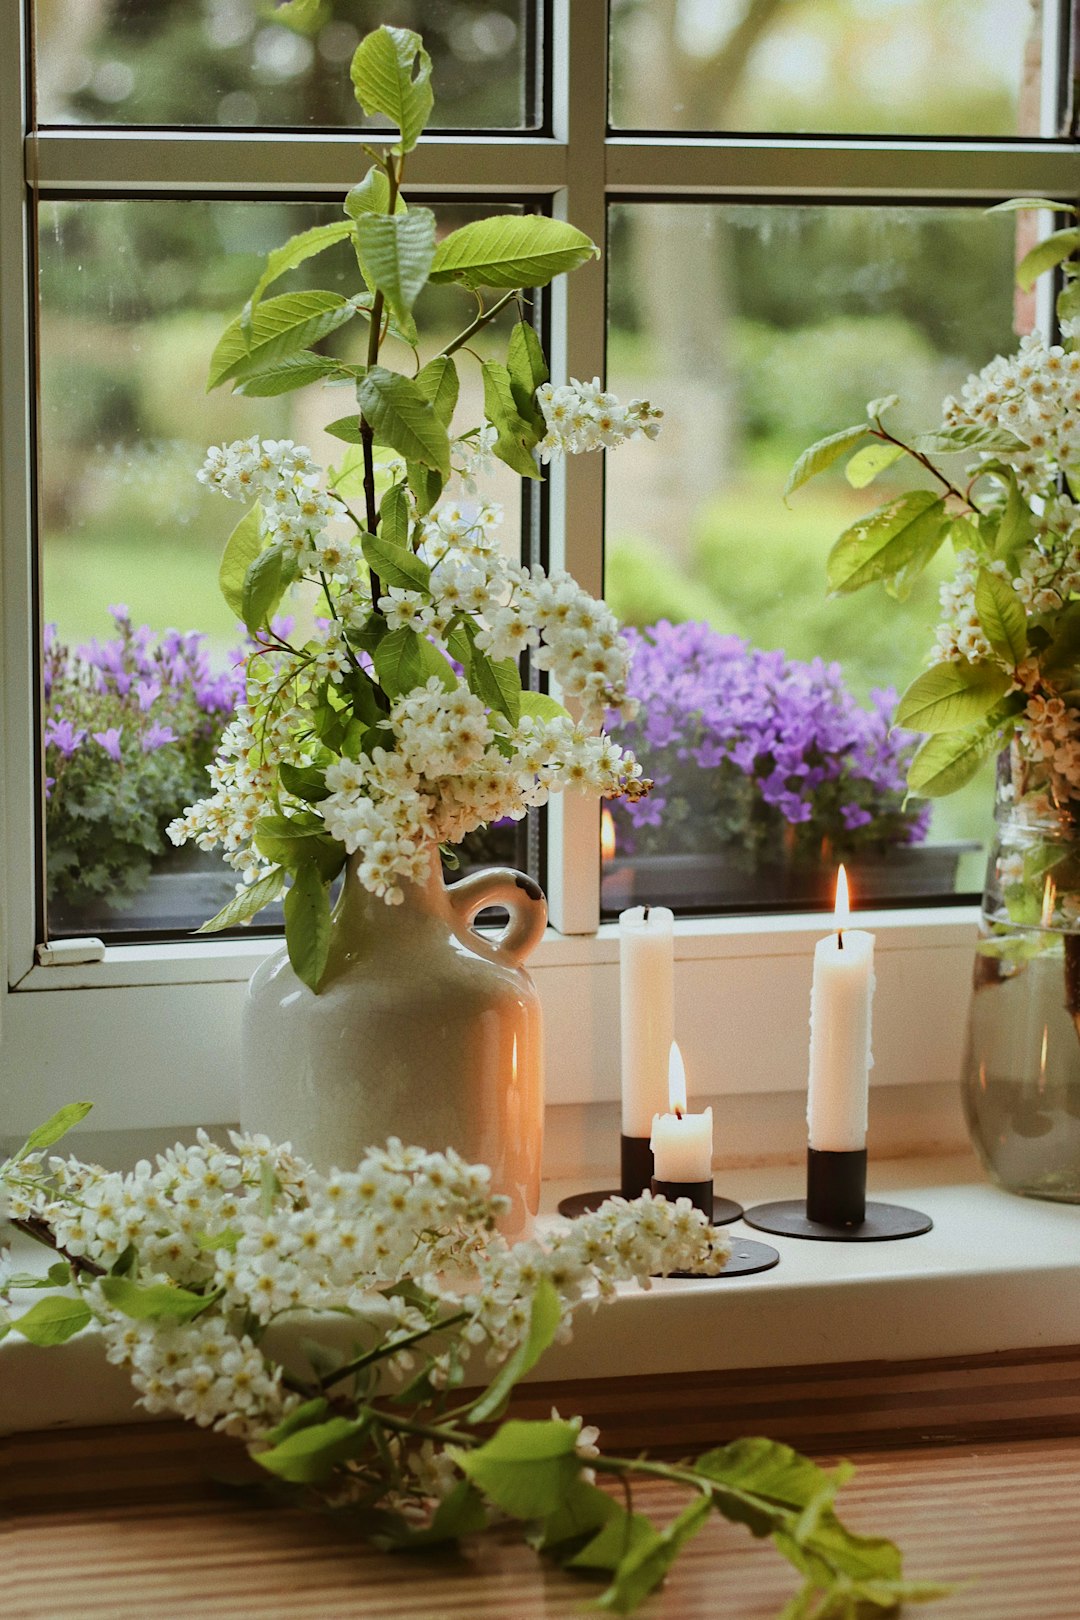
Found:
[651,1176,713,1216]
[744,1144,932,1242]
[556,1187,744,1224]
[657,1235,780,1280]
[620,1133,654,1200]
[742,1199,933,1243]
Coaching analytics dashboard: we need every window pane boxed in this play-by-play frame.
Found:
[40,198,526,940]
[35,0,537,129]
[603,201,1022,915]
[610,0,1051,138]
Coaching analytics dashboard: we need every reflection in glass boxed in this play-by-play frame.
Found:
[39,199,525,938]
[35,0,535,129]
[610,0,1049,138]
[603,202,1023,913]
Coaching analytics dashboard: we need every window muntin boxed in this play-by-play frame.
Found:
[602,200,1024,916]
[609,0,1055,139]
[39,197,528,941]
[34,0,540,131]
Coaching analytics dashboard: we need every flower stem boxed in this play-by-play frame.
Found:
[318,1310,470,1393]
[436,288,518,362]
[359,152,402,601]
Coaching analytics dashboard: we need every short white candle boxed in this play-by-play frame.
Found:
[619,904,674,1138]
[650,1043,713,1183]
[807,866,875,1152]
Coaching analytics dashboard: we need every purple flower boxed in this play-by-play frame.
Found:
[840,804,874,831]
[44,717,86,758]
[141,721,177,752]
[135,679,162,712]
[92,727,124,762]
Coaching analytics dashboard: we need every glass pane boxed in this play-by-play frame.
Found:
[35,0,536,129]
[610,0,1051,137]
[603,201,1022,915]
[40,198,526,940]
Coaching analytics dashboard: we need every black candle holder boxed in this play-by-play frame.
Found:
[651,1175,712,1215]
[743,1147,933,1243]
[556,1135,744,1223]
[647,1179,780,1276]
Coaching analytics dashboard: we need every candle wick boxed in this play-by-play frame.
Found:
[674,1106,683,1120]
[643,905,651,922]
[837,929,844,951]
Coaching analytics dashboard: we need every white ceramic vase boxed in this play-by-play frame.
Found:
[240,849,548,1238]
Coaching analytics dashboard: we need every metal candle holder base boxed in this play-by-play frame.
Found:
[743,1147,933,1243]
[556,1133,744,1224]
[646,1177,778,1276]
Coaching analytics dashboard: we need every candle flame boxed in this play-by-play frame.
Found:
[834,863,851,937]
[668,1041,687,1118]
[601,807,616,863]
[1041,874,1057,929]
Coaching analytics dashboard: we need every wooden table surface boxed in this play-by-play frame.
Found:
[7,1424,1080,1620]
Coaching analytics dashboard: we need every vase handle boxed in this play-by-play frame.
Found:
[447,867,548,966]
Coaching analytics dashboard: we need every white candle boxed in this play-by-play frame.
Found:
[619,904,674,1138]
[650,1043,713,1183]
[807,866,875,1152]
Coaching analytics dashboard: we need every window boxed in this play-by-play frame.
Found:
[1,1,1076,1146]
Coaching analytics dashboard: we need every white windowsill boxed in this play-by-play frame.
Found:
[3,1153,1078,1438]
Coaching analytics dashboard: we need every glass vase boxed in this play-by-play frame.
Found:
[962,767,1080,1202]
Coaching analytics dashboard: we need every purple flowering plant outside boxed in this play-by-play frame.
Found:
[610,621,930,871]
[45,607,243,911]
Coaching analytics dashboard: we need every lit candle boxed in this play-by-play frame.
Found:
[650,1043,713,1183]
[619,904,674,1138]
[806,866,875,1152]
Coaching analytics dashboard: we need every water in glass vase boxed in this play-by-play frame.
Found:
[964,930,1080,1202]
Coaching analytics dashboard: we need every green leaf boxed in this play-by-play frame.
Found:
[865,393,899,419]
[256,1415,371,1484]
[429,215,599,292]
[362,531,430,592]
[415,355,460,427]
[263,1397,331,1447]
[406,459,443,515]
[507,320,549,431]
[345,164,405,221]
[481,360,541,480]
[98,1276,218,1323]
[378,483,410,548]
[354,208,436,328]
[350,25,433,153]
[1016,227,1080,292]
[467,644,522,726]
[357,366,450,477]
[284,863,332,993]
[279,762,331,804]
[325,414,363,444]
[452,1420,581,1520]
[595,1494,712,1614]
[254,816,345,882]
[241,220,356,332]
[12,1295,92,1346]
[844,441,905,488]
[785,425,868,500]
[519,690,571,723]
[241,543,287,635]
[531,1476,619,1555]
[695,1438,842,1520]
[469,1278,562,1423]
[208,291,357,392]
[975,569,1027,665]
[17,1101,93,1159]
[232,351,345,397]
[194,1228,240,1254]
[906,722,1001,797]
[988,197,1077,215]
[259,1160,282,1219]
[568,1503,656,1572]
[218,504,264,618]
[993,472,1036,561]
[827,490,947,595]
[915,423,1029,455]
[196,866,285,934]
[895,658,1012,733]
[371,624,429,697]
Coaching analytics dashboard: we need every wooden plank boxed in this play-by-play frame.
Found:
[6,1434,1080,1619]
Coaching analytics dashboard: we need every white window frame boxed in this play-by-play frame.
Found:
[2,0,1079,1141]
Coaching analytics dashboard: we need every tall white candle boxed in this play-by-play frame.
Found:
[807,866,875,1152]
[619,905,674,1137]
[650,1043,713,1182]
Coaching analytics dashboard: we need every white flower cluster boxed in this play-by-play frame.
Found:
[536,378,663,462]
[931,549,1007,665]
[2,1132,729,1453]
[173,440,646,901]
[1017,693,1080,800]
[943,333,1080,495]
